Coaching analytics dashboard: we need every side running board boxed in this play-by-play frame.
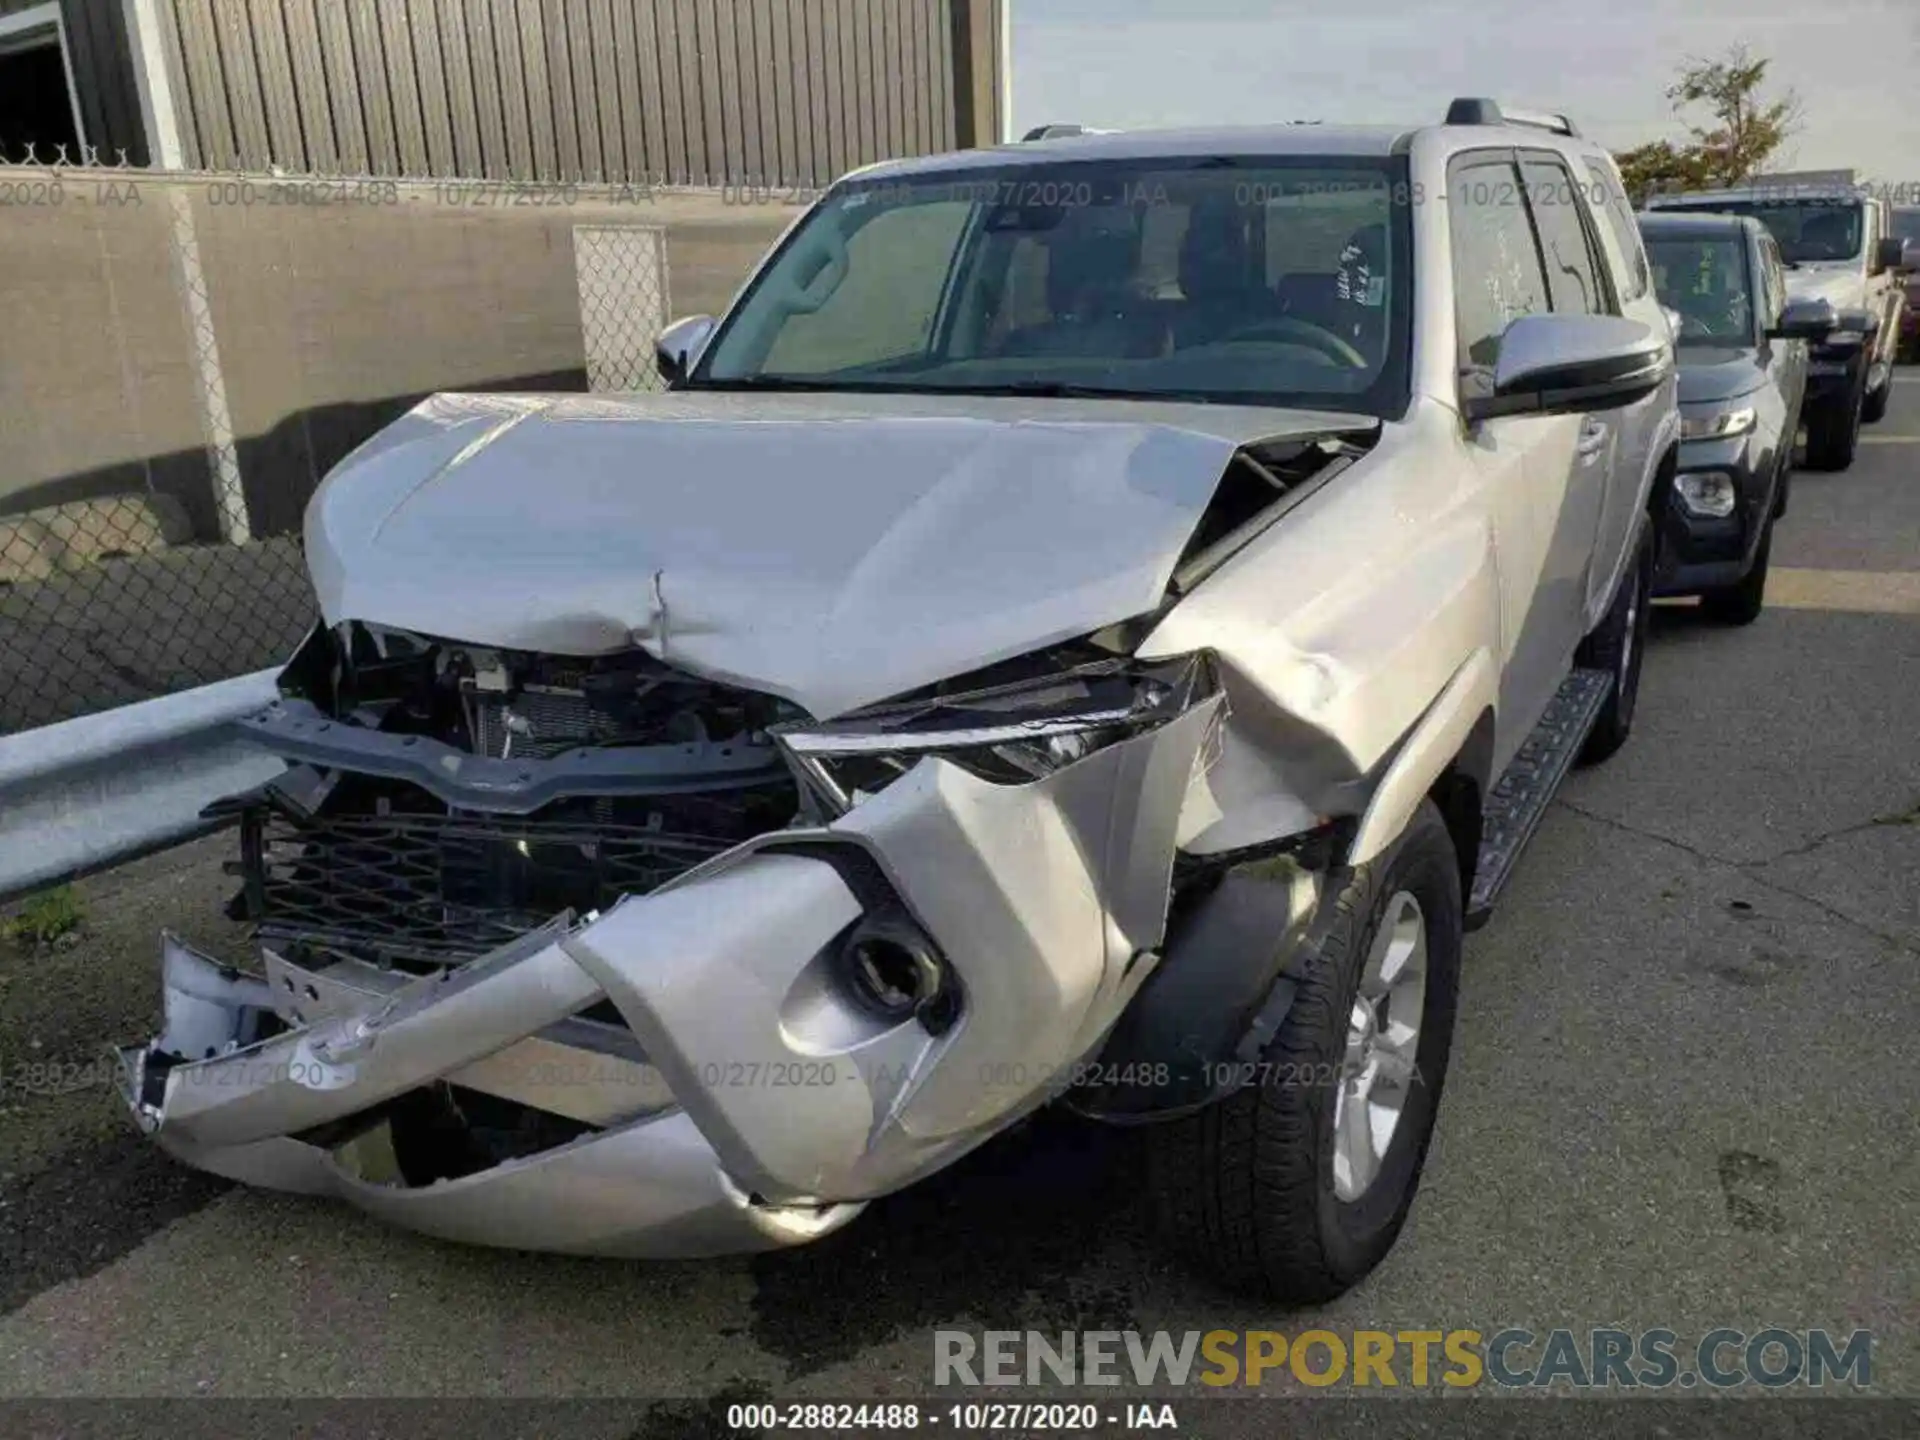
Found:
[1466,667,1612,928]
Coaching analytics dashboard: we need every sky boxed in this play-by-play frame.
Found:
[1006,0,1920,186]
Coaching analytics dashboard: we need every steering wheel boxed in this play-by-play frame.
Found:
[1218,316,1370,369]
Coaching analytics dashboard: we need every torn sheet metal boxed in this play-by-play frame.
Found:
[305,390,1372,719]
[120,699,1224,1251]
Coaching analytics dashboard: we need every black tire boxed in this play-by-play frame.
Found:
[1574,521,1652,766]
[1701,518,1772,626]
[1805,373,1865,471]
[1773,459,1792,519]
[1143,800,1462,1303]
[1861,372,1890,424]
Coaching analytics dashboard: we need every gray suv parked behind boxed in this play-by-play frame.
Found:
[120,101,1677,1301]
[1647,172,1908,469]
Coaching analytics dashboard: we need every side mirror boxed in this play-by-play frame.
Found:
[1463,314,1669,423]
[1831,305,1876,339]
[1767,296,1837,342]
[654,314,718,386]
[1661,305,1685,340]
[1872,236,1906,274]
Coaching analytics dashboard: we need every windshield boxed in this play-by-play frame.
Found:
[1894,208,1920,246]
[1655,199,1863,265]
[1646,236,1753,344]
[692,157,1413,416]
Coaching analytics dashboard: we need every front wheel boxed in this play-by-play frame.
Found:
[1143,800,1462,1302]
[1574,521,1652,766]
[1701,517,1773,626]
[1861,371,1890,424]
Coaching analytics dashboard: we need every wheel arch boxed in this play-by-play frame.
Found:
[1427,706,1494,913]
[1347,648,1498,870]
[1073,666,1496,1127]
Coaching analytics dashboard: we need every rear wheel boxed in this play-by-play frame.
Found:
[1861,370,1891,424]
[1701,517,1773,626]
[1144,800,1462,1302]
[1575,521,1652,766]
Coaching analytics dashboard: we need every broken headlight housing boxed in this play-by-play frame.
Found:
[775,651,1216,813]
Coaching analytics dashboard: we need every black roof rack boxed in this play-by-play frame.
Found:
[1445,98,1580,138]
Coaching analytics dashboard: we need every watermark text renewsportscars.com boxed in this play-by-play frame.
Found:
[933,1327,1873,1390]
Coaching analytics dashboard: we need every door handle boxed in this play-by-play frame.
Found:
[1576,417,1609,457]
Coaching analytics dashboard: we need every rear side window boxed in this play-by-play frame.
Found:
[1758,236,1786,326]
[1521,156,1607,314]
[1448,154,1550,387]
[1583,155,1651,301]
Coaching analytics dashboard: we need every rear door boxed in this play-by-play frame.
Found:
[1757,232,1806,426]
[1577,151,1672,616]
[1867,199,1902,373]
[1448,150,1590,755]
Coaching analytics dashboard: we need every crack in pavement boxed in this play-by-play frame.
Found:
[1554,798,1920,958]
[1759,794,1920,863]
[1554,798,1733,865]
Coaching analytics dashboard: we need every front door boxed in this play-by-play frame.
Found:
[1447,150,1599,765]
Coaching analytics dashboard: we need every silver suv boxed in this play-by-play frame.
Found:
[121,99,1677,1300]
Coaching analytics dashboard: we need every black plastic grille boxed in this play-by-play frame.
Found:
[239,806,732,965]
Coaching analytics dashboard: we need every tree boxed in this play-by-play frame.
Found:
[1612,46,1802,206]
[1613,139,1714,209]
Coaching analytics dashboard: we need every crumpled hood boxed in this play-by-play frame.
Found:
[1784,264,1866,312]
[1675,345,1763,406]
[307,390,1370,718]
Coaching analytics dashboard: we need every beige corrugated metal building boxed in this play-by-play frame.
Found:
[0,0,1009,180]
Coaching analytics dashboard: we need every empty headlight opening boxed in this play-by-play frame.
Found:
[774,651,1219,815]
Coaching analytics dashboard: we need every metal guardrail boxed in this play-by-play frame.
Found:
[0,669,285,900]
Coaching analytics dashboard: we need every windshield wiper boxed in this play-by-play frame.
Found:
[685,376,847,392]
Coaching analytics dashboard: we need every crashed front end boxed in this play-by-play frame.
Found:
[119,623,1224,1256]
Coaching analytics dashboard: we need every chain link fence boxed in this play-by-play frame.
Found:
[575,226,673,393]
[1,152,689,739]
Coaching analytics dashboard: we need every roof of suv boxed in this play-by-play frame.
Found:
[1637,212,1765,240]
[848,126,1410,183]
[1646,178,1871,208]
[845,119,1602,183]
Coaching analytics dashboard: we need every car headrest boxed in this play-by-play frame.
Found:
[1045,214,1140,314]
[1180,199,1251,305]
[1799,209,1853,253]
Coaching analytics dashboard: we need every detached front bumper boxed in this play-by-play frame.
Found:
[119,701,1218,1256]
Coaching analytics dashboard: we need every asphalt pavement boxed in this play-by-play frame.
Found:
[1,376,1915,1428]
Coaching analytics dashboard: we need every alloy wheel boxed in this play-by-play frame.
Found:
[1332,890,1428,1201]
